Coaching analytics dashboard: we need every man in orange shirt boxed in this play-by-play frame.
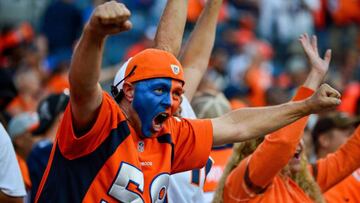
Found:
[35,1,340,202]
[312,113,360,203]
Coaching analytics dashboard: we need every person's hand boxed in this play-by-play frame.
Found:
[87,1,132,37]
[305,84,341,114]
[299,33,331,78]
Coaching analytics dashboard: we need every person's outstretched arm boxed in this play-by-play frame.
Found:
[211,83,340,145]
[180,0,222,101]
[153,0,188,56]
[69,1,132,132]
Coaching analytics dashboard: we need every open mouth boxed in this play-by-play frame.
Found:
[293,148,302,160]
[293,142,303,161]
[293,152,301,160]
[152,112,169,132]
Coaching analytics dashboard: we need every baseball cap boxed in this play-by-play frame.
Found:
[8,112,39,139]
[112,49,185,102]
[312,112,360,139]
[32,93,69,135]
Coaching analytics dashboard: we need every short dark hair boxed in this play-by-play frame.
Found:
[312,112,360,152]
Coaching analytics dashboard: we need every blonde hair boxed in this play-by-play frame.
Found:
[290,153,324,203]
[212,139,262,203]
[212,139,324,203]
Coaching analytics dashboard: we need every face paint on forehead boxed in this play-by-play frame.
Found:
[132,78,182,137]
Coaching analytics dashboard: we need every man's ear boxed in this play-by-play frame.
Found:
[122,82,135,102]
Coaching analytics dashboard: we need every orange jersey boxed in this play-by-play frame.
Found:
[35,92,213,203]
[324,168,360,203]
[223,86,314,203]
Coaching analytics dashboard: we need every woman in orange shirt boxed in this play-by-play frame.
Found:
[212,34,350,203]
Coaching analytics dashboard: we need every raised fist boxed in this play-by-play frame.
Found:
[88,1,132,37]
[306,84,341,113]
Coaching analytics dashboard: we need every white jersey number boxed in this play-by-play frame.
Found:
[108,162,170,203]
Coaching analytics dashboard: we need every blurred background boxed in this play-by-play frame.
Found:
[0,0,359,148]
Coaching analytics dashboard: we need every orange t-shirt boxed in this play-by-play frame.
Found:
[16,154,32,190]
[324,168,360,203]
[223,86,314,203]
[35,92,213,203]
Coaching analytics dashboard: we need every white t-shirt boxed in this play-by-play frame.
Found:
[0,124,26,197]
[167,96,214,203]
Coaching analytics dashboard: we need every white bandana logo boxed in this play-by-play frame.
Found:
[170,64,180,75]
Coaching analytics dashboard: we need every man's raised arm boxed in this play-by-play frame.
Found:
[211,83,341,146]
[154,0,188,56]
[69,1,132,132]
[180,0,222,101]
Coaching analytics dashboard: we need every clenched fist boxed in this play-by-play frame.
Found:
[87,1,132,37]
[306,84,341,113]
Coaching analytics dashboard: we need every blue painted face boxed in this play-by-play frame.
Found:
[132,78,183,137]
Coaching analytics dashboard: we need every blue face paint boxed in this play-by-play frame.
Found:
[132,78,173,137]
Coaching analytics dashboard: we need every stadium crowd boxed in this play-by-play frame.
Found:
[0,0,359,203]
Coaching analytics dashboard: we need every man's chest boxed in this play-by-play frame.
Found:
[82,136,174,203]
